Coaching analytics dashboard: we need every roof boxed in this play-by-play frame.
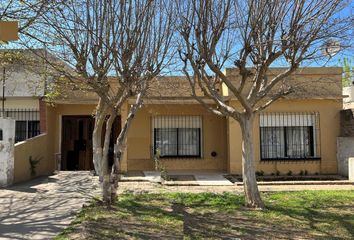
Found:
[146,76,201,98]
[50,67,343,104]
[224,67,342,100]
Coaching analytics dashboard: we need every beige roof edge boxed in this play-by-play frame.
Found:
[48,99,98,105]
[128,97,216,104]
[226,96,343,101]
[50,95,342,106]
[225,67,342,75]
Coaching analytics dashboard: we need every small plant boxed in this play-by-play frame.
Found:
[287,170,292,176]
[315,172,319,175]
[154,148,169,181]
[299,170,304,176]
[304,170,308,176]
[271,172,275,176]
[255,170,264,177]
[276,170,280,176]
[29,156,41,177]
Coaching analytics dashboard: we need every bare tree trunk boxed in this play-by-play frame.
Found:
[102,114,116,204]
[92,99,106,178]
[240,114,265,209]
[106,91,146,205]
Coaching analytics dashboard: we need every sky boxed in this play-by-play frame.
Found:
[1,0,353,76]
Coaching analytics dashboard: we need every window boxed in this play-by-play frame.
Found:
[15,120,40,142]
[153,116,202,158]
[27,121,40,138]
[260,112,320,160]
[2,109,40,143]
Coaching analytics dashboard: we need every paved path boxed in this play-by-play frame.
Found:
[142,170,233,186]
[0,172,99,240]
[118,181,354,194]
[0,172,352,239]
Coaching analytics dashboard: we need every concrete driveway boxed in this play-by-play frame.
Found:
[0,171,99,240]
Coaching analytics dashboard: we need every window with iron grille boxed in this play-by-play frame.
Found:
[1,109,40,143]
[259,112,320,160]
[152,116,202,158]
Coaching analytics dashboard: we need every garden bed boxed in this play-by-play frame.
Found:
[224,174,348,183]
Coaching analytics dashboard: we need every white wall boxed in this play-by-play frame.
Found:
[0,64,45,97]
[337,137,354,177]
[0,118,15,187]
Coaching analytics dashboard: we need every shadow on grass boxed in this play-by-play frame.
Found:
[61,191,354,240]
[266,203,354,239]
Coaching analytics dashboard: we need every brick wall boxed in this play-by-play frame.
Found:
[340,109,354,137]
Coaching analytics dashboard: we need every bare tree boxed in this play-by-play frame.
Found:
[177,0,351,208]
[24,0,175,204]
[0,0,53,34]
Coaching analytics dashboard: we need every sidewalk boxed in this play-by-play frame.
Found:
[118,181,354,194]
[0,172,99,240]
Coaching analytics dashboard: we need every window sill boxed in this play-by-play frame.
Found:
[260,157,321,162]
[158,156,202,160]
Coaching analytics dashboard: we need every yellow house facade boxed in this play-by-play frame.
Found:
[40,67,342,176]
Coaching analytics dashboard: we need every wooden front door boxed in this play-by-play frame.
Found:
[61,116,94,170]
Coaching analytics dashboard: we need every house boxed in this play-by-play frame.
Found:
[0,49,48,142]
[0,49,67,184]
[40,67,342,175]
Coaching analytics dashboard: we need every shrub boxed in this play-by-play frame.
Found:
[29,156,41,177]
[287,170,292,176]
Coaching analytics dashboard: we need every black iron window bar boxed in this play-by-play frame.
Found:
[152,115,202,158]
[259,112,321,161]
[0,108,40,143]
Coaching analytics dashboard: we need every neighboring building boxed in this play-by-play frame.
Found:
[0,49,49,142]
[42,67,342,175]
[343,85,354,110]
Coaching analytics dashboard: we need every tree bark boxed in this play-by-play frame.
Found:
[240,114,265,209]
[107,91,146,205]
[92,99,106,178]
[102,114,116,204]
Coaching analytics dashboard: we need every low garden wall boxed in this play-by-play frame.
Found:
[14,133,52,183]
[337,137,354,177]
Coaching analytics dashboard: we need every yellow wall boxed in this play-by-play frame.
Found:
[45,104,58,172]
[126,104,228,171]
[48,99,341,175]
[14,134,51,183]
[13,103,58,183]
[227,99,341,175]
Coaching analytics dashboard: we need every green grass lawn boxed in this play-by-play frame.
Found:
[56,191,354,240]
